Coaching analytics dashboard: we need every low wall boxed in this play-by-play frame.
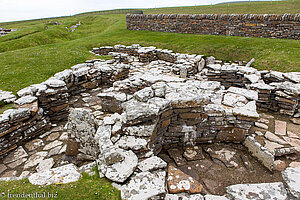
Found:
[126,14,300,39]
[1,44,299,159]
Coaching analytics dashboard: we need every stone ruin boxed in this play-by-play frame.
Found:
[0,44,300,199]
[0,28,17,37]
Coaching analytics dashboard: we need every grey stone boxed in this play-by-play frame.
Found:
[9,108,31,121]
[115,135,148,151]
[204,195,229,200]
[36,158,54,173]
[133,87,154,102]
[204,146,239,168]
[7,158,27,169]
[265,131,288,145]
[25,139,44,152]
[43,141,63,151]
[165,193,204,200]
[105,149,138,183]
[29,164,81,186]
[137,156,167,172]
[45,78,66,88]
[121,170,166,200]
[3,146,28,164]
[223,93,247,107]
[226,182,287,200]
[14,95,37,106]
[104,148,125,165]
[24,151,48,169]
[67,108,98,158]
[282,165,300,199]
[244,136,274,171]
[227,87,258,100]
[48,145,63,157]
[123,122,157,137]
[0,90,16,103]
[0,164,7,174]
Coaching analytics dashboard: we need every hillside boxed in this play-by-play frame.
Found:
[0,0,299,93]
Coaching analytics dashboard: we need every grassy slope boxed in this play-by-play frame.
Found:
[0,169,120,200]
[0,12,299,92]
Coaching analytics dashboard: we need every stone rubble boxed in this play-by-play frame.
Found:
[0,44,300,199]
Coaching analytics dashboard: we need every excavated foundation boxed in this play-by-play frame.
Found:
[1,44,300,200]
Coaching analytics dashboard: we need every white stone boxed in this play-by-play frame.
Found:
[29,164,81,186]
[223,93,247,107]
[204,195,229,200]
[3,146,28,164]
[115,135,148,151]
[138,156,167,172]
[227,87,258,100]
[165,193,205,200]
[24,151,48,169]
[45,78,66,88]
[105,150,138,183]
[43,141,63,151]
[121,171,166,200]
[36,158,54,173]
[25,139,44,152]
[282,165,300,199]
[14,95,37,106]
[226,182,287,200]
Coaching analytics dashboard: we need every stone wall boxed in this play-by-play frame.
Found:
[126,14,300,40]
[0,58,129,158]
[1,44,299,159]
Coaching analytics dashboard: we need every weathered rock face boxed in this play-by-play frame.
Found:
[67,108,98,159]
[28,164,81,185]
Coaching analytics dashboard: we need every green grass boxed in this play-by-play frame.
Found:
[0,169,121,200]
[0,11,299,93]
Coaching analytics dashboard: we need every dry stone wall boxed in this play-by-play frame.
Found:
[0,44,299,163]
[126,14,300,40]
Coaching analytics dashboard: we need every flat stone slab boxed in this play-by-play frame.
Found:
[24,151,48,169]
[204,146,239,168]
[167,149,186,166]
[3,146,28,164]
[121,171,166,200]
[0,164,7,174]
[226,182,287,200]
[137,156,167,172]
[25,139,44,152]
[167,165,204,194]
[43,141,63,151]
[28,164,81,186]
[282,165,300,199]
[275,120,287,136]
